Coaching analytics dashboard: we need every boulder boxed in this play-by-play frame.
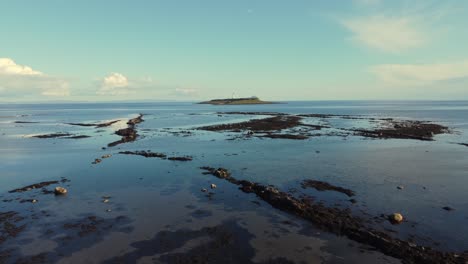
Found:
[54,187,67,195]
[389,213,403,224]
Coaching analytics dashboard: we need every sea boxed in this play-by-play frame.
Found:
[0,101,467,263]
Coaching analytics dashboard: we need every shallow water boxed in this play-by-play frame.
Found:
[1,101,467,263]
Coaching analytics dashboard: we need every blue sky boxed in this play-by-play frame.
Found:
[1,0,467,101]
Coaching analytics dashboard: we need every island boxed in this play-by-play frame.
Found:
[198,96,276,105]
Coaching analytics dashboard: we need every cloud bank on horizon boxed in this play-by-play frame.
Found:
[0,58,70,97]
[0,0,467,101]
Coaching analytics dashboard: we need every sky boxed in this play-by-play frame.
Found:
[1,0,468,102]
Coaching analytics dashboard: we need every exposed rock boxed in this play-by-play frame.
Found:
[9,181,59,193]
[101,154,112,159]
[65,135,91,139]
[108,114,144,147]
[54,187,67,195]
[211,184,217,189]
[197,115,303,132]
[354,120,449,141]
[127,115,144,126]
[67,120,120,128]
[119,150,167,159]
[33,133,90,139]
[167,156,193,161]
[14,121,39,124]
[389,213,404,224]
[33,133,72,139]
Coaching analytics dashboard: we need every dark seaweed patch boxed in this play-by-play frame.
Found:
[301,180,355,197]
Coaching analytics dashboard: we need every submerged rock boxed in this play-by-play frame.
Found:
[301,179,355,197]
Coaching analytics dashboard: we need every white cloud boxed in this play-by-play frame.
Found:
[97,73,157,96]
[341,15,424,53]
[97,73,131,95]
[103,72,129,88]
[0,58,69,97]
[0,58,43,75]
[371,61,468,86]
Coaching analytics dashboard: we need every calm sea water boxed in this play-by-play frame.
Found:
[0,101,467,263]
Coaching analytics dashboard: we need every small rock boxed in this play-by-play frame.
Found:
[92,158,102,164]
[397,186,404,190]
[201,188,208,192]
[103,199,109,203]
[54,187,67,195]
[210,184,217,189]
[101,154,112,159]
[31,199,38,203]
[389,213,404,224]
[106,209,112,212]
[442,206,455,211]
